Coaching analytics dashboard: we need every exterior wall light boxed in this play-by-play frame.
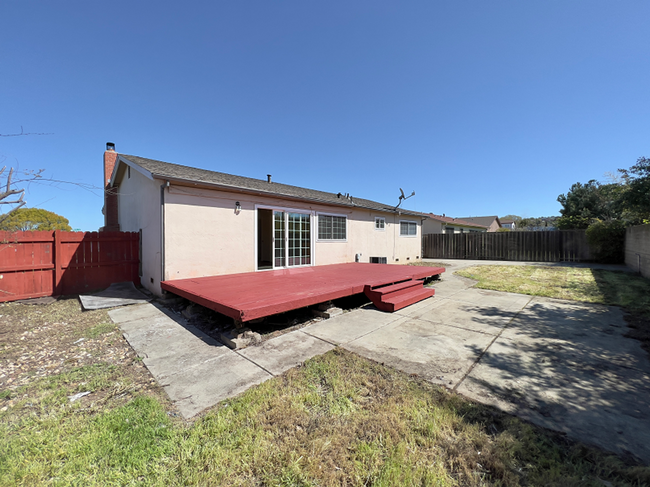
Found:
[235,201,241,213]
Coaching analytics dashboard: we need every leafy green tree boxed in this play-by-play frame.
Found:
[0,208,72,232]
[556,215,592,230]
[556,180,625,229]
[585,220,626,263]
[619,157,650,224]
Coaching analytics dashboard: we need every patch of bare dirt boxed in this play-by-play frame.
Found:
[625,311,650,358]
[0,297,165,411]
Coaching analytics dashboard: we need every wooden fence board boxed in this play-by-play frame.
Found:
[422,230,592,262]
[0,230,139,302]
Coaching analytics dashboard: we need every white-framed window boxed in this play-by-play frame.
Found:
[318,213,347,241]
[375,217,385,231]
[400,220,417,237]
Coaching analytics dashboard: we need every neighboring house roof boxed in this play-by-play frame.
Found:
[425,213,487,229]
[501,219,515,225]
[115,154,423,216]
[456,216,502,228]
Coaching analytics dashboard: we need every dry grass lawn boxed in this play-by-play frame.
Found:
[455,265,649,309]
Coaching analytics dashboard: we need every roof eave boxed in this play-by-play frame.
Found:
[150,173,420,216]
[109,155,154,186]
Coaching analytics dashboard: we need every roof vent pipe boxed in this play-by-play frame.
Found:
[267,174,272,183]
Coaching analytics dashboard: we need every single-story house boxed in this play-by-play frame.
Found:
[500,219,516,230]
[456,215,502,232]
[102,144,426,296]
[421,213,488,234]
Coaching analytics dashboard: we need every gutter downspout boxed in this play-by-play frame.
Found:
[160,180,169,290]
[420,216,427,259]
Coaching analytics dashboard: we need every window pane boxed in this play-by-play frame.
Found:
[318,215,346,240]
[274,211,285,267]
[400,221,417,236]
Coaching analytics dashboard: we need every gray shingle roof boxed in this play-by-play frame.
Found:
[120,154,421,216]
[425,213,488,228]
[456,216,501,227]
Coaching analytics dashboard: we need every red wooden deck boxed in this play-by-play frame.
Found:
[161,263,445,322]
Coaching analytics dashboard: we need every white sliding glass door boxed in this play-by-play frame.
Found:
[267,209,312,269]
[287,212,311,266]
[273,211,286,268]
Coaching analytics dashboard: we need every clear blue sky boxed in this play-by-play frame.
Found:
[2,1,649,230]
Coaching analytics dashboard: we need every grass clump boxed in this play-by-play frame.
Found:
[409,261,449,268]
[84,321,117,339]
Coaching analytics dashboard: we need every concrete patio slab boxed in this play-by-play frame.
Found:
[342,317,494,386]
[79,282,150,310]
[403,298,519,336]
[109,302,162,323]
[426,276,475,299]
[161,352,272,419]
[109,303,273,418]
[393,294,447,316]
[302,307,403,345]
[142,342,232,380]
[447,287,532,311]
[453,293,650,463]
[238,330,335,376]
[502,298,648,369]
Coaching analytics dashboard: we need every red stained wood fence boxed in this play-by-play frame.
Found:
[0,230,140,303]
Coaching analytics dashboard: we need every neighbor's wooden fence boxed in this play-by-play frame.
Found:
[0,230,140,303]
[422,230,592,262]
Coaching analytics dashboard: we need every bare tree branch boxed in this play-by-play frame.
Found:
[0,126,53,137]
[0,201,25,225]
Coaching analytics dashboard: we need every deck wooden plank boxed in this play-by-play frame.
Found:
[161,263,444,322]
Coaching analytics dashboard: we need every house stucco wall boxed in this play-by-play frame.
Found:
[625,224,650,279]
[115,166,162,295]
[487,220,501,232]
[161,183,422,283]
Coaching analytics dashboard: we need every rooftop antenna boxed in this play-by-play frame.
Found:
[395,188,415,209]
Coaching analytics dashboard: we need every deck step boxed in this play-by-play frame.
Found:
[364,279,436,312]
[364,279,421,300]
[381,287,436,312]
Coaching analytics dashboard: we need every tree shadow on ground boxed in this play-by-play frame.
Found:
[460,295,650,465]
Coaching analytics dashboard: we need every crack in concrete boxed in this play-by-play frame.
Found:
[452,295,534,392]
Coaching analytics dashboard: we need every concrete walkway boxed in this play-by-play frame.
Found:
[109,260,650,463]
[108,303,334,418]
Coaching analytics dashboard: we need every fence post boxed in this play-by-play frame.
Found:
[53,230,63,295]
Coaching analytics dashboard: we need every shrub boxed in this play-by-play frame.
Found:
[585,220,626,263]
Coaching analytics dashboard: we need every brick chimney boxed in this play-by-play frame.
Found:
[102,142,120,231]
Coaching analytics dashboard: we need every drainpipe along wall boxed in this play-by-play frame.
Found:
[160,180,169,289]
